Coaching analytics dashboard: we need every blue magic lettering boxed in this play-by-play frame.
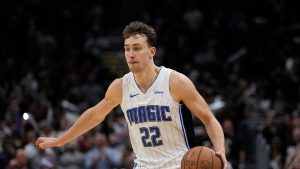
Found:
[126,105,172,125]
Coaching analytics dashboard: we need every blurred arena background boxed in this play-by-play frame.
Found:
[1,0,299,169]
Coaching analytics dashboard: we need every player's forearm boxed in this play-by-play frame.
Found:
[57,108,104,146]
[205,118,225,152]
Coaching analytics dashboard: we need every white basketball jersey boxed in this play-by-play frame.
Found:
[121,66,192,169]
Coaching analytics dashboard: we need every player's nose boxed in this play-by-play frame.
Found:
[128,50,136,58]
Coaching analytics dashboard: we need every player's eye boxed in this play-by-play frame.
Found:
[133,47,140,51]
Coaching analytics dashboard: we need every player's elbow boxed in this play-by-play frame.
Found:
[93,114,105,123]
[201,112,216,126]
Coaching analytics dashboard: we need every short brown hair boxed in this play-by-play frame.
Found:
[123,21,157,47]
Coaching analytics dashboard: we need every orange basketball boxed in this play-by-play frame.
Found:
[181,146,223,169]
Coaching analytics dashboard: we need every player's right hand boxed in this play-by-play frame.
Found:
[216,150,228,169]
[35,137,62,149]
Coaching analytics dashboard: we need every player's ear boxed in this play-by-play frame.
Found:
[149,47,156,59]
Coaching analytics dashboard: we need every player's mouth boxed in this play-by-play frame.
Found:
[129,61,139,64]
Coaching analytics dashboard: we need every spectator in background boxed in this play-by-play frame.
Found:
[6,148,30,169]
[58,139,84,169]
[222,118,246,169]
[38,121,56,138]
[40,157,55,169]
[270,137,283,169]
[84,133,122,169]
[24,130,41,169]
[1,134,21,168]
[263,115,287,168]
[121,141,135,169]
[285,127,300,169]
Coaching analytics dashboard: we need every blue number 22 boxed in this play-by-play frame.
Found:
[139,126,163,147]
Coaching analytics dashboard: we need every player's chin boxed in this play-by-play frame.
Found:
[128,65,141,73]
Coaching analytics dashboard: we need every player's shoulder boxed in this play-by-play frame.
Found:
[169,70,195,102]
[106,78,123,95]
[170,70,191,84]
[105,78,123,102]
[170,70,196,91]
[110,78,123,88]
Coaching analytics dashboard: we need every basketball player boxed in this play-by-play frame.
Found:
[36,21,228,169]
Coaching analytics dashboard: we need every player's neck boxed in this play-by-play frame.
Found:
[134,65,161,92]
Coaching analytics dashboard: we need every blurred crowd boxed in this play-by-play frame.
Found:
[1,0,300,169]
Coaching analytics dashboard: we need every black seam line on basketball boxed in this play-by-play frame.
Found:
[196,147,203,169]
[211,150,213,169]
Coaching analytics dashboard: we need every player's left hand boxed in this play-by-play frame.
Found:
[35,137,62,149]
[216,150,228,169]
